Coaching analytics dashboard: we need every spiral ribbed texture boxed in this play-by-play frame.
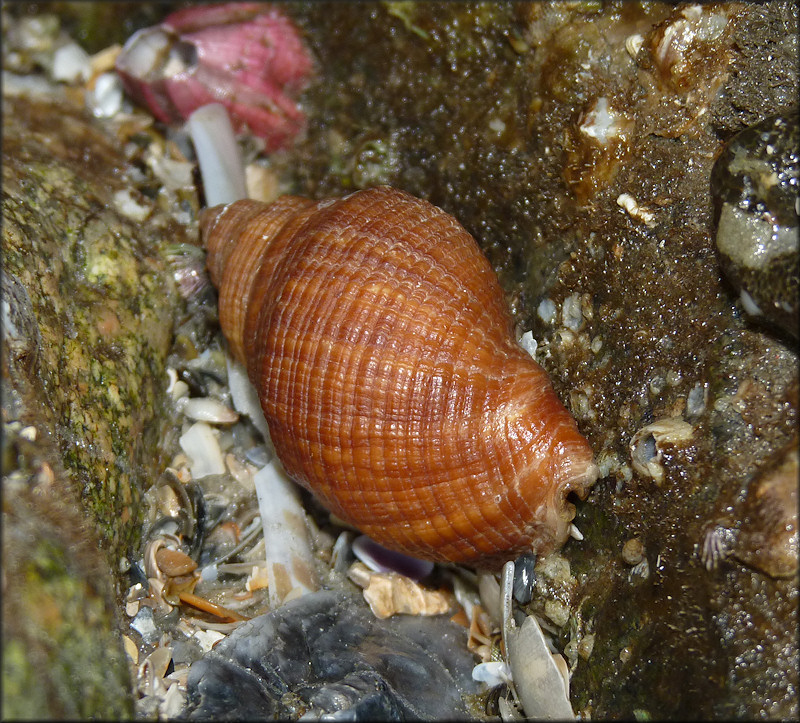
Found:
[202,186,597,568]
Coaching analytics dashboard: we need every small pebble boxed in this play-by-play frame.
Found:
[512,553,537,605]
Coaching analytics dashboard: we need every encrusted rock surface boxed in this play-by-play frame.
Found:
[279,3,798,717]
[2,92,184,716]
[3,93,180,557]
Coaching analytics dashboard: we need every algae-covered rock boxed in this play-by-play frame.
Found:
[1,420,133,719]
[2,91,185,716]
[2,93,180,559]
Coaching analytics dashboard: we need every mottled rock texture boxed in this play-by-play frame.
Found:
[2,93,183,717]
[3,94,179,557]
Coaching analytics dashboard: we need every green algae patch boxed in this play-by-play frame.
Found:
[2,94,180,560]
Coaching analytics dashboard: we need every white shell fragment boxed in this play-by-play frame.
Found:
[518,330,538,358]
[616,192,656,227]
[159,682,186,719]
[51,41,91,83]
[179,421,226,478]
[477,571,502,627]
[569,523,584,541]
[625,32,644,58]
[226,357,271,441]
[86,71,124,118]
[537,298,557,325]
[347,561,453,619]
[561,292,584,331]
[506,615,574,719]
[501,561,575,720]
[253,461,319,608]
[113,188,152,223]
[166,368,189,401]
[472,661,513,688]
[192,628,226,653]
[630,418,694,485]
[579,97,625,144]
[130,606,159,645]
[176,396,239,424]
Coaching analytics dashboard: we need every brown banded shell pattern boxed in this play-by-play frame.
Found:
[201,186,598,568]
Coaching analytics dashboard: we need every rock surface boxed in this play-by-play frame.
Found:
[2,92,183,715]
[183,590,480,720]
[278,3,798,717]
[3,93,179,558]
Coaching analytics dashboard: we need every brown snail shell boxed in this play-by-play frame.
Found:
[202,186,598,568]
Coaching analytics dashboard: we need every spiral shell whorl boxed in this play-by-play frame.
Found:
[202,186,597,568]
[201,196,315,364]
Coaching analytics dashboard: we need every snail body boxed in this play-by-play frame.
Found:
[202,186,597,568]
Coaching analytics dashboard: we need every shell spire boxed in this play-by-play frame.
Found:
[202,186,598,568]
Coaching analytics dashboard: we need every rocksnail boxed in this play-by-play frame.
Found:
[199,182,598,568]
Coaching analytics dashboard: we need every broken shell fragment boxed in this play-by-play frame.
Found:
[629,418,694,485]
[179,421,226,478]
[252,461,319,607]
[155,546,198,577]
[347,561,454,619]
[500,560,575,719]
[177,396,238,424]
[472,661,512,688]
[505,613,574,719]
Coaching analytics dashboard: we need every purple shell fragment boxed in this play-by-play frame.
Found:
[115,2,313,151]
[352,534,435,581]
